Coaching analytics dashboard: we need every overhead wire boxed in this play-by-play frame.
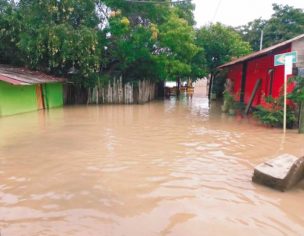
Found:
[124,0,188,4]
[212,0,222,22]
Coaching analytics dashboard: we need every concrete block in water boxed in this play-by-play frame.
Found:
[252,154,304,191]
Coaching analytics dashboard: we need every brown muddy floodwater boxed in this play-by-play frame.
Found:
[1,86,304,236]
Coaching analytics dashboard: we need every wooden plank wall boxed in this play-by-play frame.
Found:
[87,77,156,104]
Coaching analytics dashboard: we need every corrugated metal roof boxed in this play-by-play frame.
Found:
[0,65,66,85]
[218,34,304,69]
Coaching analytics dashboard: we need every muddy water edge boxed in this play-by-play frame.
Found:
[0,91,304,236]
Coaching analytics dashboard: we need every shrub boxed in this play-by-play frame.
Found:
[253,96,296,128]
[221,90,235,113]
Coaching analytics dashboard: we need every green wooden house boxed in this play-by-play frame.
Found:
[0,65,65,117]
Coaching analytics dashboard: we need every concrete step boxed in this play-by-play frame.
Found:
[252,154,304,191]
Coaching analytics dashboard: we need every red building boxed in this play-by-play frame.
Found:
[219,34,304,107]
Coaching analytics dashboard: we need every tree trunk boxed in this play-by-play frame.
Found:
[299,102,304,133]
[176,78,181,98]
[208,74,214,99]
[156,81,165,98]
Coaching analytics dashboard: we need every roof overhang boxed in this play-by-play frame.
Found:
[0,65,66,85]
[218,33,304,69]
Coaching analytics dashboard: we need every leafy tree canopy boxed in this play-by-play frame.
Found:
[197,23,252,76]
[0,0,205,87]
[155,12,201,80]
[197,23,252,97]
[237,4,304,51]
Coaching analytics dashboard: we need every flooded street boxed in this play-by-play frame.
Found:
[1,85,304,236]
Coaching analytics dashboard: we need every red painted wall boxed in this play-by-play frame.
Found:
[227,64,243,100]
[245,54,273,106]
[245,47,291,106]
[226,45,292,106]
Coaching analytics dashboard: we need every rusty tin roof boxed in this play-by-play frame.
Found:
[218,34,304,69]
[0,65,66,85]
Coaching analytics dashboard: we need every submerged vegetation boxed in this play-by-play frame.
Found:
[253,96,296,129]
[252,76,304,132]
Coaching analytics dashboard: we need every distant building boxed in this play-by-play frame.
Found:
[0,65,65,116]
[219,34,304,107]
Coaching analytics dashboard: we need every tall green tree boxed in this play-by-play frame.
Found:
[174,0,196,26]
[102,1,202,83]
[0,0,22,64]
[0,0,205,88]
[14,0,103,86]
[102,10,158,81]
[264,4,304,46]
[236,18,267,51]
[237,4,304,51]
[155,12,200,81]
[197,23,252,97]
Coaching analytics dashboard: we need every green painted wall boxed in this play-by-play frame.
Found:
[0,81,64,117]
[0,81,38,116]
[43,83,64,108]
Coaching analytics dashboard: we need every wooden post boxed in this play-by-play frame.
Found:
[299,103,304,133]
[245,79,262,115]
[176,78,180,98]
[156,81,165,98]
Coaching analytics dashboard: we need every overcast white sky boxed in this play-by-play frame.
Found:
[193,0,304,27]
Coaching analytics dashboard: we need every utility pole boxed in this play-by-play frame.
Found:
[259,30,264,51]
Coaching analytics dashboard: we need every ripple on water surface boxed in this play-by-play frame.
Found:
[0,91,304,236]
